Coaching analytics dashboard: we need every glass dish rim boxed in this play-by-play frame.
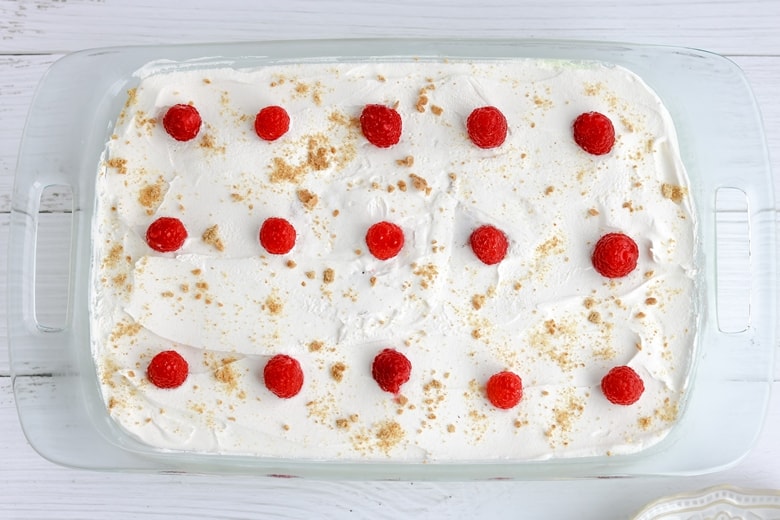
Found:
[7,37,776,480]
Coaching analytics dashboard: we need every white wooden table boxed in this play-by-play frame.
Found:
[1,1,779,518]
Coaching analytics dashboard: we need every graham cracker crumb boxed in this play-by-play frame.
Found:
[396,156,414,167]
[125,87,137,107]
[286,260,297,268]
[645,297,658,305]
[376,421,404,452]
[587,208,600,217]
[397,180,407,192]
[330,362,346,382]
[109,321,142,343]
[214,358,239,392]
[536,235,564,256]
[430,105,443,115]
[138,179,165,210]
[369,276,377,287]
[264,295,283,316]
[545,319,558,335]
[409,173,432,195]
[472,294,486,310]
[269,135,338,184]
[655,397,679,423]
[587,311,602,323]
[307,136,331,170]
[323,268,335,284]
[336,418,350,429]
[661,183,687,204]
[202,224,225,252]
[446,424,456,433]
[269,157,300,183]
[412,263,438,289]
[309,340,323,352]
[103,244,124,269]
[305,271,316,279]
[415,93,428,112]
[107,157,128,174]
[296,189,319,210]
[199,133,226,154]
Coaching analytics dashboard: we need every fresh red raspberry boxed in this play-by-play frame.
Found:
[601,365,644,405]
[365,221,404,260]
[371,348,412,394]
[147,350,189,389]
[466,106,508,149]
[254,105,290,141]
[572,111,615,155]
[162,104,202,142]
[592,232,639,278]
[470,225,509,265]
[259,217,296,255]
[146,217,188,252]
[486,371,523,409]
[263,354,304,399]
[360,104,402,148]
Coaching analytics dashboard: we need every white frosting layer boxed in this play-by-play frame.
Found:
[91,58,697,461]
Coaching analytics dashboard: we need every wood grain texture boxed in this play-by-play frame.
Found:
[0,55,60,211]
[1,1,779,518]
[0,0,779,56]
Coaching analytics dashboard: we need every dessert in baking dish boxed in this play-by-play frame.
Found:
[91,58,697,460]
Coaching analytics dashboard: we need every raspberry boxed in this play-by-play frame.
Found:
[592,232,639,278]
[365,221,405,260]
[259,217,296,255]
[572,111,615,155]
[146,217,188,252]
[371,348,412,394]
[466,106,508,149]
[486,371,523,409]
[601,366,644,405]
[254,105,290,141]
[263,354,304,399]
[147,350,189,389]
[162,104,202,142]
[470,225,509,265]
[360,104,402,148]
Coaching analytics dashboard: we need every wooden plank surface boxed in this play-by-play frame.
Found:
[1,1,779,518]
[0,0,779,56]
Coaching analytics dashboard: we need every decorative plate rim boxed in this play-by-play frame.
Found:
[633,485,780,519]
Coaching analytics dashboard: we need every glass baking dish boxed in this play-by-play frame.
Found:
[7,39,776,479]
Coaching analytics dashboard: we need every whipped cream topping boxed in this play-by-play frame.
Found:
[91,58,697,461]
